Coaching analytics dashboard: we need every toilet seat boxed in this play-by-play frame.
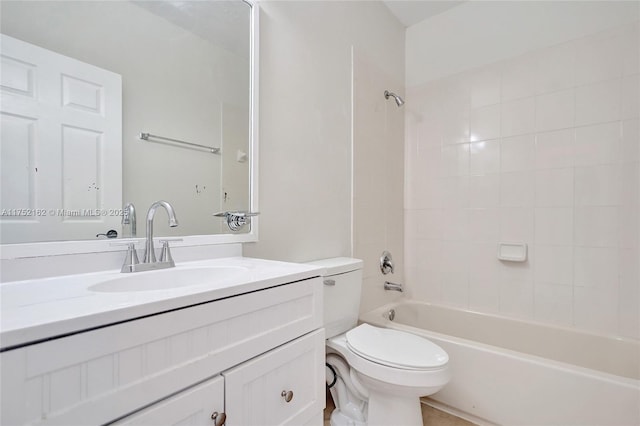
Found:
[345,324,448,370]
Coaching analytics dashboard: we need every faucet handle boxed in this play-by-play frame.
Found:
[158,239,182,265]
[112,242,140,273]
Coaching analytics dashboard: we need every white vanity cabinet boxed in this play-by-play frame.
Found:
[114,375,225,425]
[0,276,324,426]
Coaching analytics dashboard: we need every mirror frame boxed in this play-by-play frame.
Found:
[0,1,259,259]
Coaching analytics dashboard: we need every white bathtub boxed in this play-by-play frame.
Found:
[360,301,640,426]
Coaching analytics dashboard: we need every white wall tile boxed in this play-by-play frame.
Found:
[621,23,639,76]
[441,143,470,176]
[534,207,574,245]
[618,206,639,249]
[499,207,534,242]
[621,74,640,119]
[469,140,500,175]
[575,79,622,126]
[405,18,639,339]
[620,118,639,163]
[500,171,535,207]
[535,89,575,132]
[468,208,500,242]
[441,208,469,241]
[574,164,620,206]
[412,239,443,271]
[468,242,500,312]
[501,97,535,137]
[501,54,536,102]
[574,122,620,166]
[574,246,619,289]
[412,209,444,240]
[469,174,500,208]
[441,242,469,307]
[534,282,573,326]
[441,176,469,208]
[535,129,574,169]
[574,30,624,86]
[499,280,534,319]
[535,41,576,94]
[534,168,574,207]
[574,206,619,247]
[416,117,443,148]
[470,66,501,108]
[618,162,639,206]
[619,248,640,338]
[534,245,573,285]
[470,103,501,142]
[574,286,618,334]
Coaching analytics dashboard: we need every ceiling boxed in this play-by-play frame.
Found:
[383,1,467,27]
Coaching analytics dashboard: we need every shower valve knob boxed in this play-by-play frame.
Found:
[380,251,394,274]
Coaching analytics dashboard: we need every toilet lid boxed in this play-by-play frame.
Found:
[346,324,448,370]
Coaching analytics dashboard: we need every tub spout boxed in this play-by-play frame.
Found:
[384,281,403,292]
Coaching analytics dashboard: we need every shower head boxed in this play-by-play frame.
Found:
[384,90,405,107]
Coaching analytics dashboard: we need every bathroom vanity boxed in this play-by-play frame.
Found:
[0,257,325,426]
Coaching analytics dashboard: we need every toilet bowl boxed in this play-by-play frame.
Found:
[308,258,451,426]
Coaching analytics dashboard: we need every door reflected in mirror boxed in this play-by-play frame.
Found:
[0,0,255,244]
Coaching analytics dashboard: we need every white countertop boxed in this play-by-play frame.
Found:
[0,257,324,350]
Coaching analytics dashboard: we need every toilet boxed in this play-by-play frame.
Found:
[308,258,450,426]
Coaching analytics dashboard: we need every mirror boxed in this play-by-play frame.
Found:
[0,0,257,249]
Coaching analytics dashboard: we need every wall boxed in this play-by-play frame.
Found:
[244,1,405,270]
[405,2,639,339]
[353,52,405,313]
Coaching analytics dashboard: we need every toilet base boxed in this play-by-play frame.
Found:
[367,390,423,426]
[330,408,367,426]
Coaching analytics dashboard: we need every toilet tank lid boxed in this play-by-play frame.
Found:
[306,257,363,276]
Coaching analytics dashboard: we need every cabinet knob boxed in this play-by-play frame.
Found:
[281,390,294,403]
[211,411,226,426]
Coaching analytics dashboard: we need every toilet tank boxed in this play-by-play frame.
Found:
[307,257,363,339]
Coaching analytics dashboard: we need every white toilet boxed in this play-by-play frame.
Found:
[309,258,451,426]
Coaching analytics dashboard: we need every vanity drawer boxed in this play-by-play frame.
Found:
[0,277,322,426]
[223,329,325,426]
[113,375,224,425]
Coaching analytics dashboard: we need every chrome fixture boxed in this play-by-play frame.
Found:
[122,202,137,237]
[116,201,180,273]
[388,308,396,321]
[144,201,178,264]
[380,250,394,274]
[214,211,260,231]
[281,390,294,403]
[96,229,118,239]
[384,281,403,292]
[384,90,405,107]
[210,412,227,426]
[139,132,220,154]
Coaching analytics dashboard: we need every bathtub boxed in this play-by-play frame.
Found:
[360,301,640,426]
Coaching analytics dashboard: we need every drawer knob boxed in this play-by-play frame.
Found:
[211,411,226,425]
[281,390,294,403]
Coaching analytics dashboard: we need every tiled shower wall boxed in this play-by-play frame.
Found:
[354,52,405,313]
[405,22,639,339]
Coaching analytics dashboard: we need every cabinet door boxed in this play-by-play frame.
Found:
[223,329,325,426]
[114,375,224,426]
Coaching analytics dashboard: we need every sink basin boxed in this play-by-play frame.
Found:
[88,266,248,292]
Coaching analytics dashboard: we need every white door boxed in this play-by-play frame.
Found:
[0,34,122,243]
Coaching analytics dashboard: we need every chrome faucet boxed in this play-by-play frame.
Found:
[143,200,178,263]
[116,201,179,273]
[122,202,137,238]
[384,281,403,292]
